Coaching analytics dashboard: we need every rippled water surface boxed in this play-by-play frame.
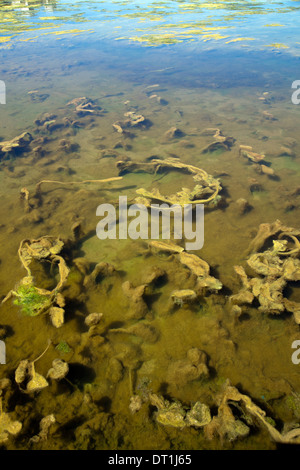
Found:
[1,0,300,451]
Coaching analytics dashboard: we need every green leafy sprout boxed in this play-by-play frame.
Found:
[13,284,50,316]
[56,341,72,354]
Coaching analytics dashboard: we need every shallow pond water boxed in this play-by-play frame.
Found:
[1,0,300,451]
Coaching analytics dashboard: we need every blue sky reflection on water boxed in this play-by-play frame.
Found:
[0,0,300,54]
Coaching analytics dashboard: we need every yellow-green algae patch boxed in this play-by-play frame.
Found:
[0,36,14,43]
[265,43,289,49]
[225,37,255,44]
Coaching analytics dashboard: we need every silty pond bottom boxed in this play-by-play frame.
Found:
[1,0,300,450]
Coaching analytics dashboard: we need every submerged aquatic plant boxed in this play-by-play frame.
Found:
[12,283,51,317]
[211,194,222,207]
[55,341,72,354]
[2,236,70,321]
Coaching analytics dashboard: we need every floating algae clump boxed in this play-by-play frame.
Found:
[231,221,300,323]
[116,157,222,206]
[13,281,51,317]
[2,236,70,323]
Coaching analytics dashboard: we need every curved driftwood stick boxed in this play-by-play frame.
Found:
[35,176,123,193]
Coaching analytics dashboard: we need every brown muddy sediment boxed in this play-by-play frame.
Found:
[0,68,300,450]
